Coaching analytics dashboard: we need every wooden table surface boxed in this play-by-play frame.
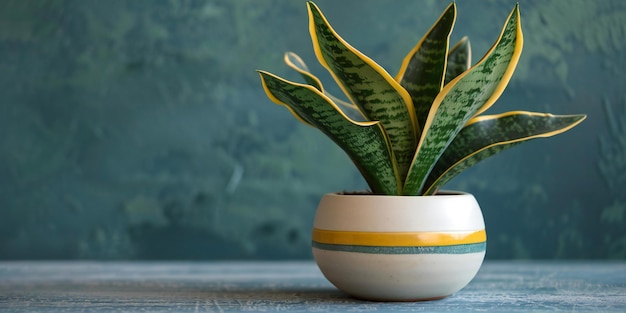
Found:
[1,261,625,312]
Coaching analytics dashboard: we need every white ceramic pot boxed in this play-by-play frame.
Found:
[312,191,486,301]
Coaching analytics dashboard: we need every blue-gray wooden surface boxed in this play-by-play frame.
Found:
[0,261,625,312]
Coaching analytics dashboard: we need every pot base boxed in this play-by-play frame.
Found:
[313,248,485,301]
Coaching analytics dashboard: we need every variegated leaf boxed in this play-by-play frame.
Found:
[445,36,471,85]
[422,112,587,195]
[396,2,456,132]
[258,70,401,195]
[284,51,364,121]
[403,4,523,195]
[284,51,323,91]
[308,1,417,181]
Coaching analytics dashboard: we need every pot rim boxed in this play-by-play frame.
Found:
[329,190,471,198]
[315,190,484,231]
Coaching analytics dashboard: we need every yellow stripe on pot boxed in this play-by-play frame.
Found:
[312,228,486,247]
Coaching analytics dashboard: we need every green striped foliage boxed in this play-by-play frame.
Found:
[445,37,472,85]
[284,52,364,121]
[259,71,400,195]
[308,2,417,180]
[258,2,586,196]
[396,3,456,134]
[422,112,587,195]
[402,4,524,195]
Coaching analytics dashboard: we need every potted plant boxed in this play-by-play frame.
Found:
[258,1,585,301]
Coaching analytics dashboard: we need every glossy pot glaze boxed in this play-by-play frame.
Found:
[312,191,486,301]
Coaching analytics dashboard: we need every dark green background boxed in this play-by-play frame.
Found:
[1,0,624,260]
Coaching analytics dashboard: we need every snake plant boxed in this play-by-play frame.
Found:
[258,2,586,196]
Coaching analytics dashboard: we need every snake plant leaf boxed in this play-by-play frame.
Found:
[284,51,364,121]
[258,69,314,128]
[308,1,417,181]
[403,4,523,195]
[422,112,587,195]
[258,70,401,195]
[284,52,323,91]
[445,36,472,85]
[395,2,456,132]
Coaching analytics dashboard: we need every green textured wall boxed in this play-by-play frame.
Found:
[1,0,624,259]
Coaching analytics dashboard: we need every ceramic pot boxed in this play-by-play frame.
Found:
[311,191,486,301]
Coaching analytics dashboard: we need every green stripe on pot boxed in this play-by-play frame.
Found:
[312,241,486,255]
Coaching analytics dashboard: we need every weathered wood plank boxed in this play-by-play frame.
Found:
[1,261,625,312]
